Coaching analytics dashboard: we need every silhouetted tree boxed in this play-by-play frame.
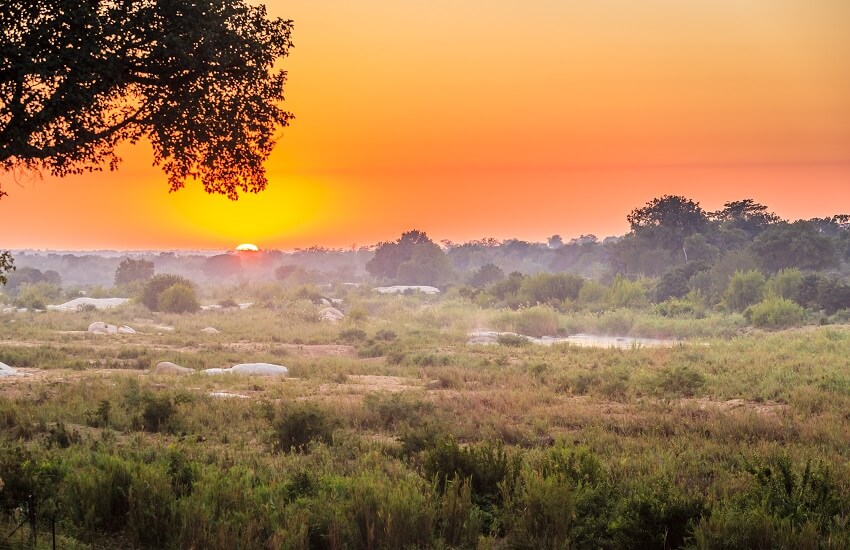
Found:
[203,254,242,279]
[366,230,451,284]
[712,199,779,237]
[114,258,154,286]
[468,263,505,288]
[1,0,292,199]
[750,222,838,272]
[627,195,711,252]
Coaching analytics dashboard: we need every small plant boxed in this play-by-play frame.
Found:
[273,402,338,452]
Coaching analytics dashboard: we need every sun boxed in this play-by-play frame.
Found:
[235,243,259,252]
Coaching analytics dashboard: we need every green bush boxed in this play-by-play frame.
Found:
[517,272,585,306]
[14,282,62,309]
[273,402,338,452]
[724,270,766,312]
[141,394,176,433]
[747,297,805,329]
[493,306,560,337]
[609,276,649,308]
[141,273,195,311]
[766,268,803,302]
[156,283,200,313]
[503,469,574,549]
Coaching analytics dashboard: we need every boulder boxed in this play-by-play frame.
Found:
[374,285,440,295]
[0,361,23,377]
[319,307,345,323]
[231,363,288,376]
[117,325,136,334]
[151,362,195,375]
[47,297,130,312]
[200,363,288,376]
[88,321,118,334]
[201,327,220,334]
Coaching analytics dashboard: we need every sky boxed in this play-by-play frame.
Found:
[2,0,849,250]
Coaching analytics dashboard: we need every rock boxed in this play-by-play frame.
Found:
[319,307,345,323]
[117,325,136,334]
[374,285,440,295]
[209,392,249,399]
[231,363,288,376]
[320,298,331,306]
[151,362,195,375]
[425,379,443,390]
[88,321,118,334]
[47,297,130,312]
[200,363,288,376]
[238,302,253,310]
[200,304,223,311]
[201,327,220,334]
[0,361,23,377]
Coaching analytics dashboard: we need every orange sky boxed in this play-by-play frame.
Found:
[2,0,849,250]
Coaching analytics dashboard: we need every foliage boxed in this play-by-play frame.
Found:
[1,0,294,199]
[517,272,585,306]
[0,250,13,286]
[724,270,767,312]
[156,283,200,313]
[113,258,154,286]
[751,222,838,272]
[747,297,806,329]
[493,306,561,337]
[273,402,338,452]
[140,273,195,311]
[468,263,505,288]
[766,268,803,302]
[627,194,711,251]
[14,281,62,309]
[203,254,242,279]
[609,276,649,308]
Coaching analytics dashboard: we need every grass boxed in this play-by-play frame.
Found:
[1,292,849,547]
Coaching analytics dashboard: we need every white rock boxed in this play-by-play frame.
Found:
[200,368,227,375]
[209,391,249,399]
[374,285,440,295]
[200,304,223,311]
[319,307,345,323]
[200,363,288,376]
[201,327,220,334]
[88,321,118,334]
[47,297,130,312]
[151,362,195,375]
[231,363,288,376]
[320,298,331,306]
[238,302,253,310]
[0,361,23,377]
[117,325,136,334]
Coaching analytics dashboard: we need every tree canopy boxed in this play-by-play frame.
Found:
[1,0,293,200]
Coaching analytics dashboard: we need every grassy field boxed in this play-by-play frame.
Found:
[1,294,849,549]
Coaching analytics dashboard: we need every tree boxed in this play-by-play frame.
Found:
[140,273,194,311]
[627,195,711,252]
[203,254,242,279]
[366,230,451,283]
[114,258,154,286]
[157,283,200,313]
[0,251,11,286]
[711,199,779,237]
[724,270,766,312]
[1,0,293,199]
[468,263,505,288]
[750,222,838,272]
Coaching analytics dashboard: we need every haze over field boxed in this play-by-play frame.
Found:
[2,0,849,250]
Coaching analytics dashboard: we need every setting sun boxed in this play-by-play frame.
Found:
[235,244,259,252]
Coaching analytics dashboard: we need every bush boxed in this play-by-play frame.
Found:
[14,282,62,309]
[157,283,200,313]
[517,273,585,305]
[141,274,195,311]
[273,403,338,452]
[493,306,560,337]
[141,394,176,433]
[747,297,805,329]
[609,276,649,308]
[724,270,767,312]
[766,268,803,302]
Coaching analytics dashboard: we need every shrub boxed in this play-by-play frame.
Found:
[493,306,560,337]
[652,365,706,397]
[517,273,585,305]
[609,276,649,308]
[766,268,803,302]
[746,297,805,329]
[502,469,574,549]
[273,402,338,452]
[14,282,62,309]
[577,280,610,310]
[157,283,200,313]
[141,394,176,433]
[724,270,766,312]
[141,274,195,311]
